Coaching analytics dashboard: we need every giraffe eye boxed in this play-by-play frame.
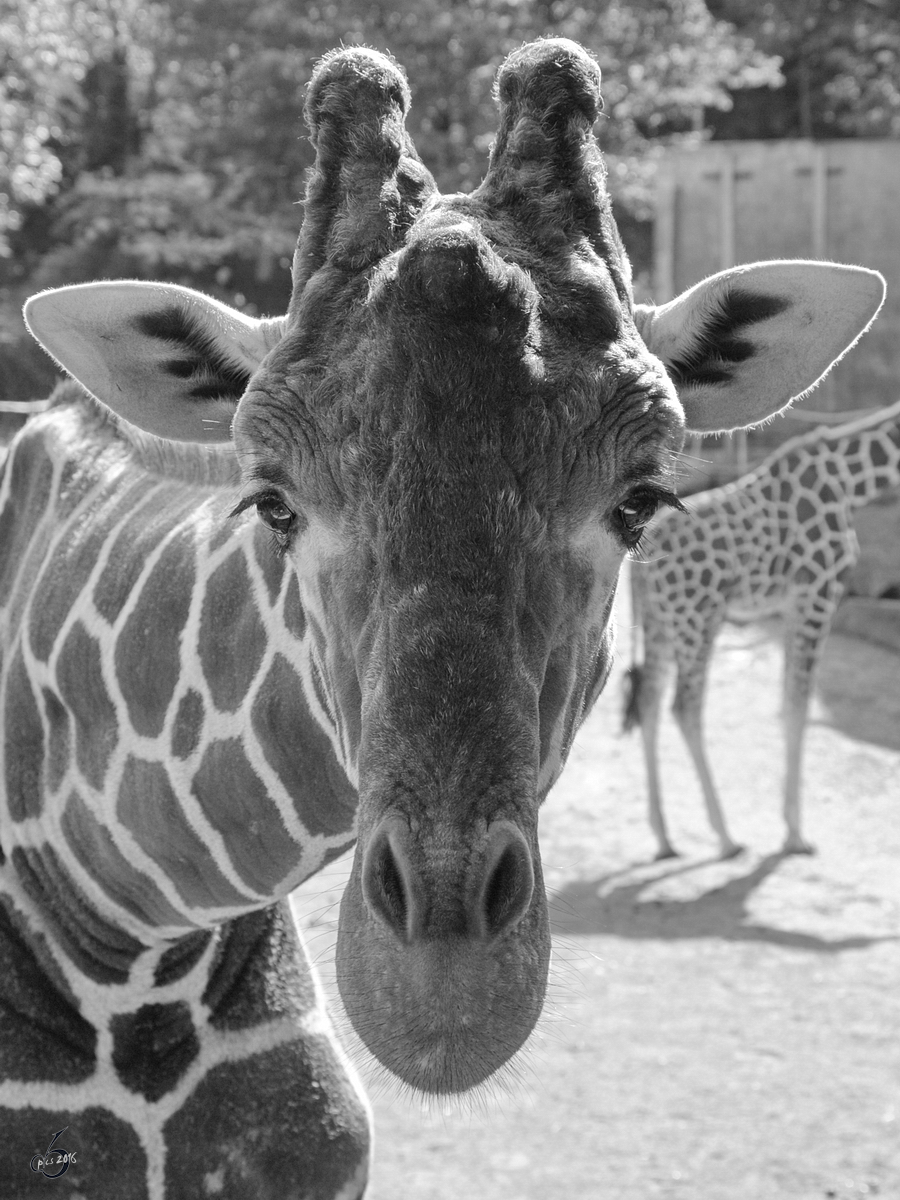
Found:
[617,492,659,538]
[614,487,685,549]
[256,495,295,536]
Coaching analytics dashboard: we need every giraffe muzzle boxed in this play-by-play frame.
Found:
[336,806,549,1094]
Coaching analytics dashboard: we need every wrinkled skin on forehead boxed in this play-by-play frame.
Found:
[232,41,684,1092]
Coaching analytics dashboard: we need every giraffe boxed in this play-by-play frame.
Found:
[4,40,884,1199]
[624,398,900,861]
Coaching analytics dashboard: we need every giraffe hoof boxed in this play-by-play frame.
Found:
[782,836,816,856]
[654,845,679,861]
[720,843,745,860]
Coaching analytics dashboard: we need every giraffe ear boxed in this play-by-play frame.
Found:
[636,261,886,434]
[24,281,286,443]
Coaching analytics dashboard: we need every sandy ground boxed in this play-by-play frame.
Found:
[292,591,900,1200]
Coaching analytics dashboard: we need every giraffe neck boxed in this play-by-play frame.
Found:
[694,400,900,514]
[0,395,370,1198]
[815,401,900,506]
[0,399,359,964]
[0,886,369,1197]
[648,402,900,640]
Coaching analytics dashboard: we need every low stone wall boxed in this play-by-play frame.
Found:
[836,492,900,651]
[833,597,900,652]
[846,490,900,600]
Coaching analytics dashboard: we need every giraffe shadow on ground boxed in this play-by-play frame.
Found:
[548,852,897,953]
[814,631,900,753]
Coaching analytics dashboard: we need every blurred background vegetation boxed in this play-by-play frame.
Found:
[1,0,899,399]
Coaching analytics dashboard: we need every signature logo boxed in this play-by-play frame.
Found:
[30,1128,76,1179]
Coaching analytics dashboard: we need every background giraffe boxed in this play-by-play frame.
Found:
[624,397,900,860]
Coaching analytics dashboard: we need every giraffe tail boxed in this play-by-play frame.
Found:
[621,559,644,733]
[622,664,643,733]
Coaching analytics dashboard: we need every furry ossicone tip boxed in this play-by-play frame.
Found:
[495,37,603,127]
[305,45,411,136]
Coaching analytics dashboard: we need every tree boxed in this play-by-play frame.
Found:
[1,0,778,352]
[706,0,900,139]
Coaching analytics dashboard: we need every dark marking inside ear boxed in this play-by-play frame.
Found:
[133,307,251,402]
[666,289,791,387]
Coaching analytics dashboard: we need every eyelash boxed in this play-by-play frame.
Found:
[230,490,298,553]
[615,487,684,553]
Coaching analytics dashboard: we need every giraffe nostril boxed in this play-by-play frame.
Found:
[360,817,536,942]
[479,824,534,939]
[361,822,412,940]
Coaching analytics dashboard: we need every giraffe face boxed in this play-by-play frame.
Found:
[233,262,682,1092]
[230,44,685,1093]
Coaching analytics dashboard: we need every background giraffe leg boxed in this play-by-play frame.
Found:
[781,678,814,854]
[780,599,838,855]
[672,633,744,859]
[630,645,677,859]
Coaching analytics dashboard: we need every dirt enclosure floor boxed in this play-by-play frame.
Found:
[292,591,900,1200]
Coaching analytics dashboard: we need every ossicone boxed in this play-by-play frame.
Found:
[291,47,435,302]
[478,39,611,254]
[304,46,411,144]
[494,38,603,130]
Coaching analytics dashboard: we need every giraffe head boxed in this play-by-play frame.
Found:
[24,41,884,1093]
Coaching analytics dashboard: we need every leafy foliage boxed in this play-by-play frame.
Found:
[0,2,775,306]
[707,0,900,139]
[0,0,890,401]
